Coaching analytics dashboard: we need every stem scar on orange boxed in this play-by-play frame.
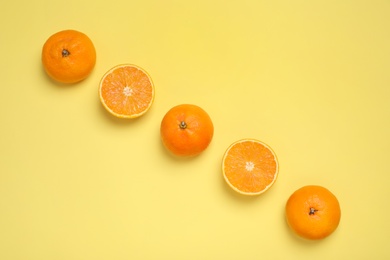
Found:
[160,104,214,157]
[222,139,279,196]
[285,185,341,240]
[42,29,96,84]
[99,64,155,119]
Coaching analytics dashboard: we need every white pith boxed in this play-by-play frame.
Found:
[123,86,133,96]
[245,161,255,171]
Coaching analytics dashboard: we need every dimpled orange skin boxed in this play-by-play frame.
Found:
[42,30,96,84]
[160,104,214,157]
[285,185,341,240]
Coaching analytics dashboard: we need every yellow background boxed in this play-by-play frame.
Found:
[1,0,390,259]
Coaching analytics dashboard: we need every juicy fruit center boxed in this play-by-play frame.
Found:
[245,161,255,171]
[123,86,133,96]
[62,49,70,57]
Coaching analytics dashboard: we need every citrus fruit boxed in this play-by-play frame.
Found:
[99,64,155,119]
[160,104,214,157]
[42,29,96,84]
[285,185,341,240]
[222,139,279,195]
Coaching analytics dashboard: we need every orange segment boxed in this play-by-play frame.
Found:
[222,139,279,195]
[99,64,155,118]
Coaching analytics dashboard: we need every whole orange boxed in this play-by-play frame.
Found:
[42,29,96,84]
[160,104,214,157]
[285,185,341,240]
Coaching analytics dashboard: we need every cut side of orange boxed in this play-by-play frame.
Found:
[222,139,279,196]
[99,64,155,118]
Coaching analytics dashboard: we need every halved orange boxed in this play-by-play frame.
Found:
[222,139,279,195]
[99,64,155,118]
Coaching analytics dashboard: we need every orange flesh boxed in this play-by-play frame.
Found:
[223,140,278,194]
[100,65,154,117]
